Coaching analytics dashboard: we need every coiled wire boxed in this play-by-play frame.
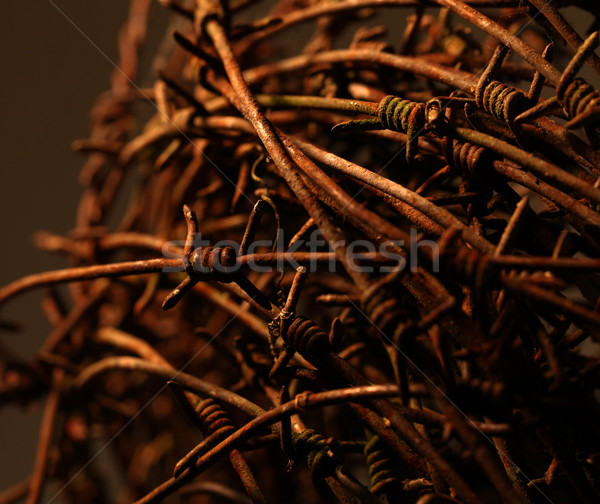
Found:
[189,245,237,282]
[438,231,494,291]
[477,80,529,127]
[377,95,426,136]
[360,285,407,337]
[555,31,600,145]
[284,317,331,364]
[447,141,498,178]
[292,429,338,478]
[195,398,236,438]
[378,95,426,161]
[558,78,600,123]
[364,434,402,495]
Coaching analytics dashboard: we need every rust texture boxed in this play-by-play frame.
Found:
[2,1,600,503]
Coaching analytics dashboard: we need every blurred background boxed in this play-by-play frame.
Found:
[0,0,597,497]
[0,0,129,487]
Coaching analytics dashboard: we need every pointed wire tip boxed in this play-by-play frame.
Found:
[183,204,199,232]
[254,199,268,211]
[279,385,290,403]
[332,118,383,133]
[542,42,554,61]
[172,31,222,69]
[514,97,560,124]
[173,31,209,59]
[162,292,179,311]
[161,300,175,311]
[251,291,272,311]
[269,349,291,379]
[291,266,308,291]
[564,107,600,130]
[331,121,353,132]
[173,460,189,479]
[173,30,192,46]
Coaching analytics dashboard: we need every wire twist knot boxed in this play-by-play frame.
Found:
[292,429,341,478]
[285,317,331,363]
[187,246,237,283]
[195,397,236,438]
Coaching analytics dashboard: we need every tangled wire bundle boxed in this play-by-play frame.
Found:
[4,1,600,503]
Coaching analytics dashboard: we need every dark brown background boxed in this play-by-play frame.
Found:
[0,0,128,488]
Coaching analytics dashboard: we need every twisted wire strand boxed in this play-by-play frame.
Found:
[360,285,407,337]
[285,317,331,363]
[377,95,426,161]
[448,141,498,178]
[189,245,238,282]
[475,43,552,139]
[560,79,596,118]
[188,398,268,504]
[558,78,600,128]
[172,397,238,477]
[292,429,337,478]
[331,95,426,161]
[477,81,529,127]
[474,44,531,133]
[555,31,600,145]
[364,434,402,495]
[439,237,493,288]
[377,96,426,135]
[196,398,236,438]
[163,244,243,310]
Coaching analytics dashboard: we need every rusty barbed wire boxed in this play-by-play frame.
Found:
[473,42,552,138]
[3,1,600,503]
[364,433,403,497]
[332,95,427,161]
